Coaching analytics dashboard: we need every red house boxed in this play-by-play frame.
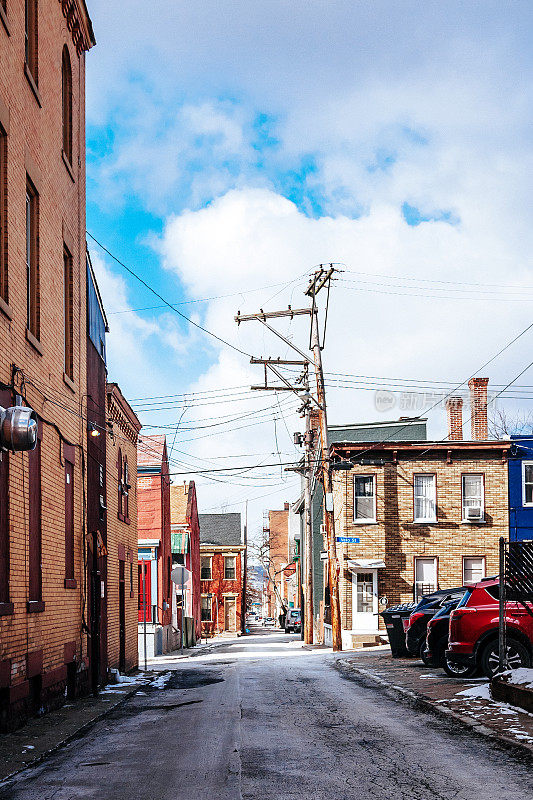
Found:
[170,482,201,643]
[137,436,175,658]
[198,514,245,635]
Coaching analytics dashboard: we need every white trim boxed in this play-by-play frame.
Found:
[413,473,437,523]
[462,555,486,584]
[353,474,377,523]
[461,473,485,522]
[347,559,386,570]
[522,461,533,507]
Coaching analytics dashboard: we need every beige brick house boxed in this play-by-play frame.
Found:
[327,379,509,649]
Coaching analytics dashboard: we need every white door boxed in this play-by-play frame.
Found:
[352,571,378,632]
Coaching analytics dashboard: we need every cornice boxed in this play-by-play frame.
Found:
[60,0,96,55]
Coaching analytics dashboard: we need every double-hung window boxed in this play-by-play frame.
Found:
[522,462,533,506]
[353,475,376,523]
[26,178,39,340]
[201,556,212,580]
[462,474,484,522]
[414,557,437,601]
[201,595,212,622]
[463,556,485,584]
[224,556,236,580]
[413,474,437,522]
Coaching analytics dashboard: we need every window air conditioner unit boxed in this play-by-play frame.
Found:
[465,506,482,521]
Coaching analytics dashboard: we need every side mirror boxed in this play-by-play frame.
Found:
[0,406,38,452]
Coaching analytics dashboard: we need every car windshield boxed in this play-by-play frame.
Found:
[290,611,300,618]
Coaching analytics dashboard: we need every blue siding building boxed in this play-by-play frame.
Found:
[508,435,533,542]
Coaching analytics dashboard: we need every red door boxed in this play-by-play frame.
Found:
[138,560,151,622]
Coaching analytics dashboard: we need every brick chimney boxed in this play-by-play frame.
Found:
[445,396,464,440]
[284,502,289,511]
[468,377,489,440]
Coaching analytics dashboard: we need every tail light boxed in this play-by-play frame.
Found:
[404,611,425,632]
[451,608,476,623]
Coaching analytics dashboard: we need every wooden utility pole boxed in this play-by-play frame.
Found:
[302,367,314,644]
[305,266,342,652]
[235,271,342,651]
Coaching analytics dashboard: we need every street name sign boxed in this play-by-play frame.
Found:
[335,537,360,544]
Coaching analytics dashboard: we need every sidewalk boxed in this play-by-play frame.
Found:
[337,650,533,755]
[0,674,152,784]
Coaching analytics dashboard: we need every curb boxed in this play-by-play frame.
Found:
[0,679,151,790]
[336,659,533,760]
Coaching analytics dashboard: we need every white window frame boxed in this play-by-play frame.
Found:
[461,474,485,522]
[224,555,236,580]
[462,556,486,584]
[353,474,377,524]
[413,473,437,523]
[200,556,212,580]
[522,461,533,507]
[414,557,438,601]
[200,594,212,621]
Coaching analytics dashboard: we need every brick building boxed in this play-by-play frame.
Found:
[199,513,245,635]
[0,1,95,728]
[106,383,141,674]
[265,503,300,623]
[328,379,509,649]
[170,482,201,644]
[137,435,175,659]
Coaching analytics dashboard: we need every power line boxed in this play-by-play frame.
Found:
[87,231,253,359]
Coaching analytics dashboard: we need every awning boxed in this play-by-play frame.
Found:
[347,559,386,570]
[171,531,189,554]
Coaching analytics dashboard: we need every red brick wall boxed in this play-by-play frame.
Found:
[137,459,171,627]
[200,548,243,634]
[0,0,93,724]
[106,388,140,673]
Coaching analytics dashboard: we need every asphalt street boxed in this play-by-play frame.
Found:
[1,628,532,800]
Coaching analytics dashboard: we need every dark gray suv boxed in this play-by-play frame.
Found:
[285,609,302,634]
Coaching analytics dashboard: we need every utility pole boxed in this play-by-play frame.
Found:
[242,500,248,634]
[305,266,342,652]
[235,266,342,651]
[301,366,314,644]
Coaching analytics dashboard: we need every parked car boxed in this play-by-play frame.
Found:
[404,587,466,661]
[262,617,274,627]
[285,609,302,634]
[446,577,533,678]
[424,598,461,668]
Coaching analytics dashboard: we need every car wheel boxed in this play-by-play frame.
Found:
[419,640,431,666]
[443,653,478,679]
[481,637,531,679]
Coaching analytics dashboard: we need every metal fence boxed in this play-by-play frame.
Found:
[498,538,533,672]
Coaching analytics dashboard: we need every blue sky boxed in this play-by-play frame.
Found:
[84,1,533,524]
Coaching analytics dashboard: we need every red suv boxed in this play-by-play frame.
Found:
[446,577,533,678]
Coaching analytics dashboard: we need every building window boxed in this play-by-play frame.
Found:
[64,459,74,582]
[522,461,533,506]
[462,474,484,522]
[64,246,73,379]
[0,125,6,304]
[353,475,376,522]
[25,0,38,82]
[224,556,236,580]
[201,556,212,580]
[28,427,42,604]
[413,474,437,523]
[201,595,211,621]
[61,45,72,163]
[117,447,123,518]
[26,179,39,339]
[463,556,485,584]
[414,557,437,601]
[123,457,129,521]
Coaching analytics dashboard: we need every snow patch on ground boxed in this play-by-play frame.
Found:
[456,683,492,700]
[151,671,172,689]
